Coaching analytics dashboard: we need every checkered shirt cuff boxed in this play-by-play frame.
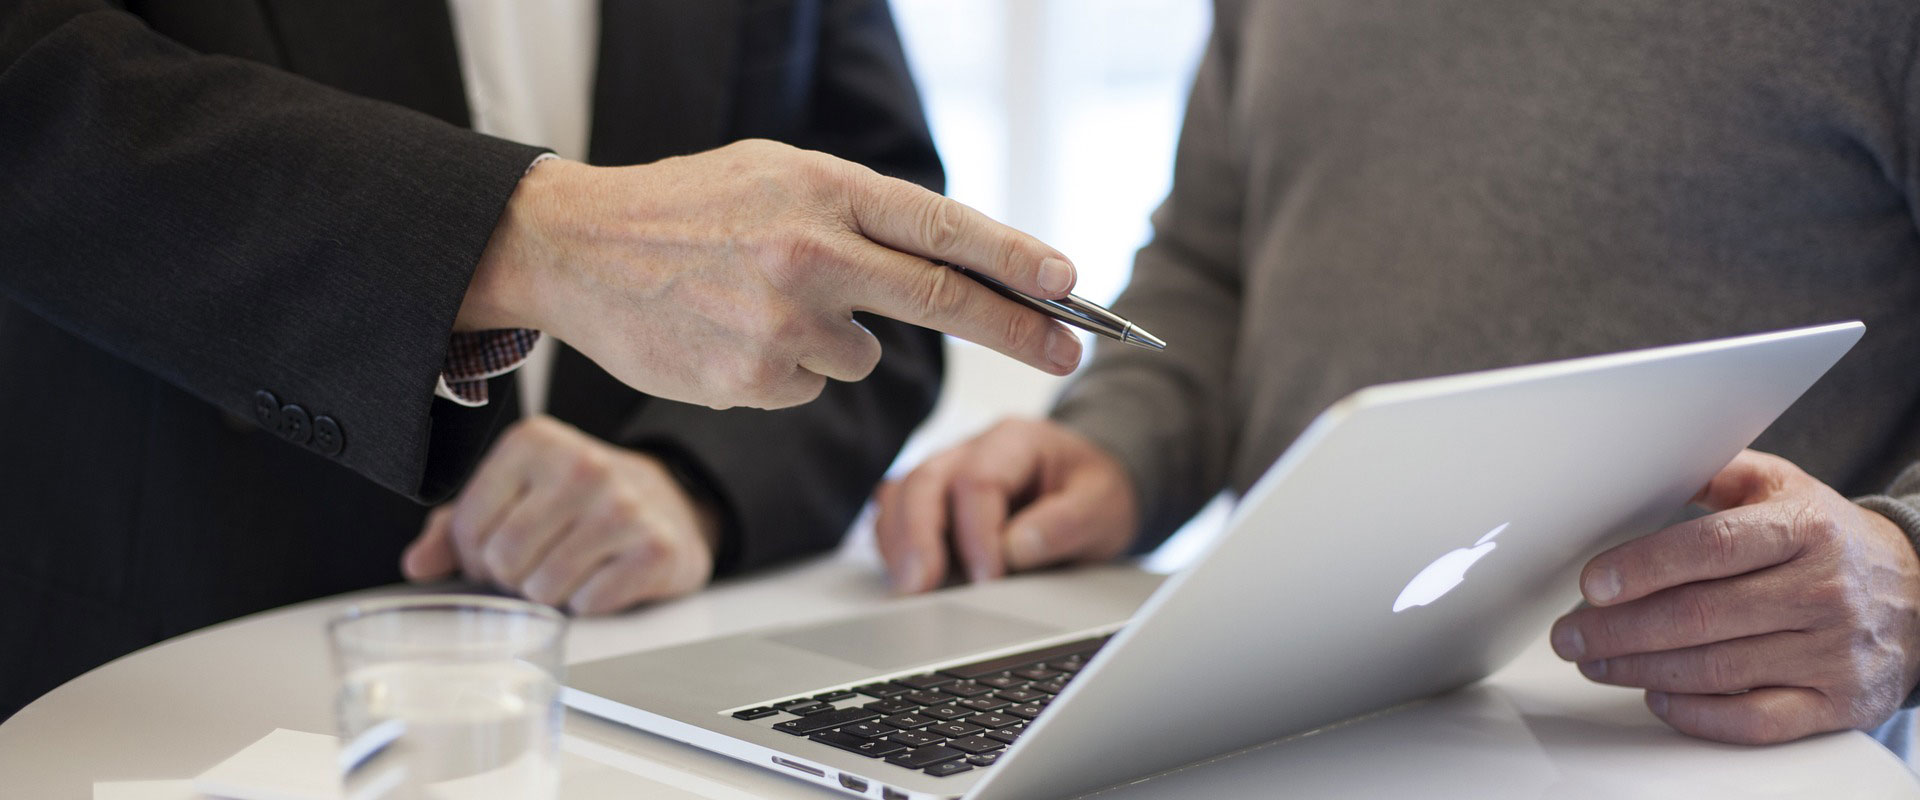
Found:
[436,329,541,407]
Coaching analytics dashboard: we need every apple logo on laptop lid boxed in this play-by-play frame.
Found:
[1393,523,1507,613]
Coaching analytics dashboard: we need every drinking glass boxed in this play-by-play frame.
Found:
[328,595,567,800]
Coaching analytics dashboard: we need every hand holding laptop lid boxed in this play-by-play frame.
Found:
[455,139,1087,411]
[1547,449,1920,745]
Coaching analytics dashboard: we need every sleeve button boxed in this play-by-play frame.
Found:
[253,390,281,429]
[277,404,311,444]
[312,416,344,456]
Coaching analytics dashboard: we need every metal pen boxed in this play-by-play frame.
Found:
[945,263,1167,351]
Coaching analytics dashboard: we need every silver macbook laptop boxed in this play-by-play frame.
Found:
[565,322,1863,800]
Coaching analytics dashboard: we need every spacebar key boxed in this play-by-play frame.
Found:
[937,637,1108,680]
[773,707,879,736]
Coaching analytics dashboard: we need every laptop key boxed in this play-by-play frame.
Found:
[1010,667,1060,681]
[888,730,945,748]
[783,701,832,716]
[923,760,973,778]
[985,727,1023,744]
[1005,704,1044,720]
[774,698,824,712]
[813,690,857,703]
[920,705,975,721]
[937,637,1107,680]
[864,699,919,715]
[946,735,1005,755]
[967,752,1002,767]
[959,696,1010,712]
[854,682,911,699]
[901,690,949,706]
[773,707,879,736]
[1031,679,1068,695]
[968,712,1018,729]
[881,713,936,729]
[731,706,777,720]
[894,673,956,690]
[995,689,1045,703]
[939,681,993,699]
[842,721,897,739]
[977,674,1025,690]
[929,721,985,738]
[885,745,966,770]
[812,730,908,758]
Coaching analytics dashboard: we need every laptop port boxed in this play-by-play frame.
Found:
[839,773,869,792]
[771,756,825,778]
[881,787,909,800]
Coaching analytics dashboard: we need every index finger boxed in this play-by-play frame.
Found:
[1579,504,1801,607]
[844,244,1083,375]
[947,426,1047,583]
[849,173,1077,299]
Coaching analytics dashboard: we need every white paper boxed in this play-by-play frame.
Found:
[92,780,206,800]
[192,729,342,800]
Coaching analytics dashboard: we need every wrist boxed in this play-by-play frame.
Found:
[455,156,576,333]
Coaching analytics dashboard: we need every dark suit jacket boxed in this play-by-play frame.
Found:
[0,0,943,719]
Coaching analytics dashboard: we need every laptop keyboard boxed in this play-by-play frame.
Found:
[729,635,1110,778]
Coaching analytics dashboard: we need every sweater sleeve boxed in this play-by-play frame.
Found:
[1049,1,1250,552]
[1854,462,1920,708]
[0,2,547,501]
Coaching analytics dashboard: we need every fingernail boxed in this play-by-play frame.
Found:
[1647,691,1669,716]
[1037,257,1074,295]
[1579,659,1607,680]
[1552,624,1586,660]
[1008,524,1045,569]
[1047,328,1082,372]
[1584,566,1621,604]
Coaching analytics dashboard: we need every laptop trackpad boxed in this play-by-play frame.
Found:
[765,602,1062,673]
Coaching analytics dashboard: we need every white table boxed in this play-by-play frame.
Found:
[4,546,1918,799]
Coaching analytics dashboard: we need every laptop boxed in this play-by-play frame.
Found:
[564,322,1864,800]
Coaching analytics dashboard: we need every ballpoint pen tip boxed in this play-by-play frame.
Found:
[1128,327,1168,351]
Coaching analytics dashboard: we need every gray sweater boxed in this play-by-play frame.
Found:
[1056,0,1920,552]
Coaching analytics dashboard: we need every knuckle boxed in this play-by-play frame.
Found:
[918,195,967,254]
[1700,517,1743,571]
[1792,502,1843,549]
[1700,650,1740,691]
[999,308,1046,358]
[1804,575,1850,618]
[755,230,833,291]
[603,494,646,526]
[914,264,968,320]
[567,450,613,484]
[1672,590,1719,640]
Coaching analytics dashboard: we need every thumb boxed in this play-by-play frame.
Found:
[402,507,460,581]
[1000,481,1113,572]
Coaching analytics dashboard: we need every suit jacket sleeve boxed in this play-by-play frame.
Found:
[605,0,945,575]
[1049,1,1249,552]
[0,1,547,501]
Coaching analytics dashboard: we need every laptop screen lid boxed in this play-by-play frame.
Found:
[967,321,1864,800]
